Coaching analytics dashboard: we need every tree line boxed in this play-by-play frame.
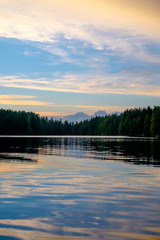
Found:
[0,106,160,137]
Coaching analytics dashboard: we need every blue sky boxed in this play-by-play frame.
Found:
[0,0,160,116]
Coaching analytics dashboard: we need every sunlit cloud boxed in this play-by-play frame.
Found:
[0,0,160,114]
[0,95,53,106]
[35,112,69,117]
[0,0,159,62]
[69,105,134,114]
[0,72,160,97]
[0,76,49,84]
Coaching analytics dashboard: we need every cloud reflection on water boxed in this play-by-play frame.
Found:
[0,138,160,239]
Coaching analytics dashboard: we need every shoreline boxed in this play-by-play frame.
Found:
[0,135,157,140]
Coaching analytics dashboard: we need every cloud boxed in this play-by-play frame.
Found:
[24,50,41,56]
[0,0,160,62]
[66,105,135,113]
[0,71,160,97]
[0,95,53,106]
[35,112,69,117]
[0,75,50,84]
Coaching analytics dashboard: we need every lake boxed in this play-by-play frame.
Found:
[0,136,160,240]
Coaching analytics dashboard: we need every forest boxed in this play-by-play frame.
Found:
[0,106,160,137]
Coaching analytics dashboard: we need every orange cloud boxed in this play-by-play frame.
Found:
[0,0,159,47]
[0,95,53,106]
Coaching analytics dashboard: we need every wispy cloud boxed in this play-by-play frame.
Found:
[35,112,69,117]
[24,50,41,56]
[0,71,160,97]
[0,95,53,106]
[0,75,49,85]
[0,0,160,63]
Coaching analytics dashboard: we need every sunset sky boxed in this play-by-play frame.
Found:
[0,0,160,116]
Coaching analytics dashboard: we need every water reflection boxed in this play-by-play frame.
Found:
[0,137,159,165]
[0,137,159,239]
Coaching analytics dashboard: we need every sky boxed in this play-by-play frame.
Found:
[0,0,160,116]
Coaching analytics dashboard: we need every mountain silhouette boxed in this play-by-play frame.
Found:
[55,110,108,123]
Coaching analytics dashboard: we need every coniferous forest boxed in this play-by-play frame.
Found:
[0,106,160,137]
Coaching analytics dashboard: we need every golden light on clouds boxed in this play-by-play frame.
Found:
[0,0,159,44]
[35,112,69,117]
[0,0,160,112]
[1,73,160,97]
[0,95,53,106]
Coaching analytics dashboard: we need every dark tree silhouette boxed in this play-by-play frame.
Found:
[0,107,159,137]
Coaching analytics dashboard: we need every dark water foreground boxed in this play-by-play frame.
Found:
[0,136,160,240]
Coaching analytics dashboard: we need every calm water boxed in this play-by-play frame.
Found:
[0,136,160,240]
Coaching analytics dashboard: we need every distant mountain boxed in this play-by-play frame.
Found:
[53,110,108,123]
[63,112,90,123]
[92,110,107,118]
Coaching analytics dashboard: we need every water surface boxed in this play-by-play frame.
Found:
[0,136,160,240]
